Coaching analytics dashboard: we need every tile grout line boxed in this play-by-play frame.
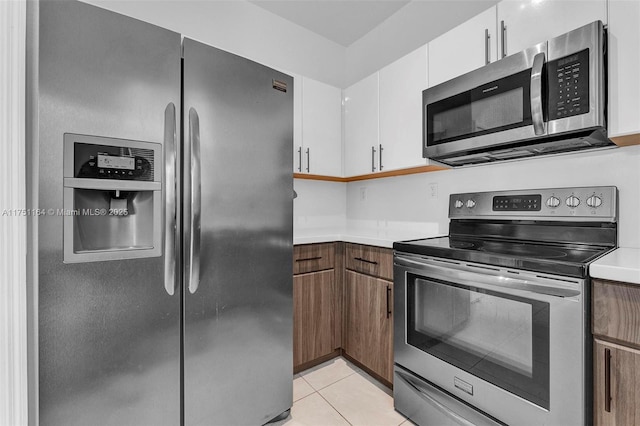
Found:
[316,388,354,426]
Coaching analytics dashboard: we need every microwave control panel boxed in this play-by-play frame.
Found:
[547,48,590,120]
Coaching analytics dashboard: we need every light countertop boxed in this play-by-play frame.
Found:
[590,248,640,285]
[294,221,442,249]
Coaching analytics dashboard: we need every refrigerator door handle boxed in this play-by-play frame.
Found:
[187,107,202,294]
[164,102,178,296]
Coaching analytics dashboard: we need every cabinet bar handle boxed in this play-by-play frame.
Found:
[305,147,310,173]
[295,256,322,263]
[386,286,392,318]
[297,146,302,172]
[371,146,377,172]
[485,29,490,65]
[604,348,612,413]
[500,20,507,58]
[354,257,378,265]
[379,144,384,171]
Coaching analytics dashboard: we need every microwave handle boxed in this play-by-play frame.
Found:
[531,52,546,136]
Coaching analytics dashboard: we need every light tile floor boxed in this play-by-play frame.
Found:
[272,357,412,426]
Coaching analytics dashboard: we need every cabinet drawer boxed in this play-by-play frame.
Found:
[293,243,335,274]
[593,279,640,346]
[345,243,393,280]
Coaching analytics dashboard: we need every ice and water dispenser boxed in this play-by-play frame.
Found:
[63,134,162,262]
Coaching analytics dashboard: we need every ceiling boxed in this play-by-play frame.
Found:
[248,0,414,47]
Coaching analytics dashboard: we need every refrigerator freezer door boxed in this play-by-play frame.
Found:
[182,39,294,425]
[34,2,181,425]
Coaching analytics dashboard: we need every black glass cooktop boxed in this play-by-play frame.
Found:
[394,236,612,278]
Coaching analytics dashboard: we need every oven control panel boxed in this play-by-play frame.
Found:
[450,186,617,221]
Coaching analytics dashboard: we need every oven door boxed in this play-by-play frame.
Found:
[423,42,547,161]
[394,253,587,426]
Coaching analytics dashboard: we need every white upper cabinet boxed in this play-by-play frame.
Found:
[301,77,343,176]
[428,6,498,87]
[607,0,640,138]
[292,73,303,173]
[379,45,429,171]
[292,75,343,176]
[497,0,607,58]
[344,72,379,176]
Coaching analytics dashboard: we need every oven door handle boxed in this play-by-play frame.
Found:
[394,255,581,298]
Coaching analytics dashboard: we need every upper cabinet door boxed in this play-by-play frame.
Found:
[497,0,607,58]
[292,73,304,173]
[301,77,343,176]
[428,6,498,87]
[379,45,428,171]
[344,73,379,176]
[607,0,640,138]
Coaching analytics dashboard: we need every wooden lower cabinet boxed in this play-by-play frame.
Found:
[343,270,393,384]
[293,270,335,370]
[593,278,640,425]
[594,339,640,425]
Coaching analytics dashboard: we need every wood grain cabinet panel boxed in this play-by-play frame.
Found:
[345,243,393,281]
[593,279,640,347]
[593,279,640,425]
[344,270,394,384]
[293,270,335,369]
[594,339,640,426]
[293,243,335,275]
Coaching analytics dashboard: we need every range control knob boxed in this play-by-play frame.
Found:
[586,195,603,208]
[566,195,581,208]
[466,199,476,208]
[454,200,464,209]
[546,196,561,208]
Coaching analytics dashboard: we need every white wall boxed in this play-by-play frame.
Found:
[347,146,640,247]
[294,179,347,231]
[84,0,346,88]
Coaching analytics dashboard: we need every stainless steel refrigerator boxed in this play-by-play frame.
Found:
[27,1,293,425]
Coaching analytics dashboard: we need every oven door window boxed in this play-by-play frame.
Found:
[426,69,533,146]
[407,274,550,409]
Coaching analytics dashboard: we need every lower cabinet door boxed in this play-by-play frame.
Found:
[293,270,335,368]
[344,270,393,383]
[594,339,640,426]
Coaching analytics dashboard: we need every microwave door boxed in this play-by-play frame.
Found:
[424,42,546,160]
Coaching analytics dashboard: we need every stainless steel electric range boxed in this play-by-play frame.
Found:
[393,186,617,426]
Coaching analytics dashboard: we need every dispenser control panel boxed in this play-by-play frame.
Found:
[74,143,154,181]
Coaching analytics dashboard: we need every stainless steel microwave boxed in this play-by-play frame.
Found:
[423,21,613,166]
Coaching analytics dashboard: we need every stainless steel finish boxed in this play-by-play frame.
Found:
[500,20,506,58]
[164,103,177,295]
[61,135,163,264]
[32,2,181,424]
[547,21,606,136]
[424,42,546,160]
[448,186,617,221]
[371,145,377,172]
[297,146,302,172]
[530,52,546,135]
[394,254,583,298]
[394,253,587,425]
[395,367,504,426]
[182,38,293,425]
[424,21,610,166]
[379,144,384,171]
[186,107,201,294]
[305,147,310,173]
[484,29,490,65]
